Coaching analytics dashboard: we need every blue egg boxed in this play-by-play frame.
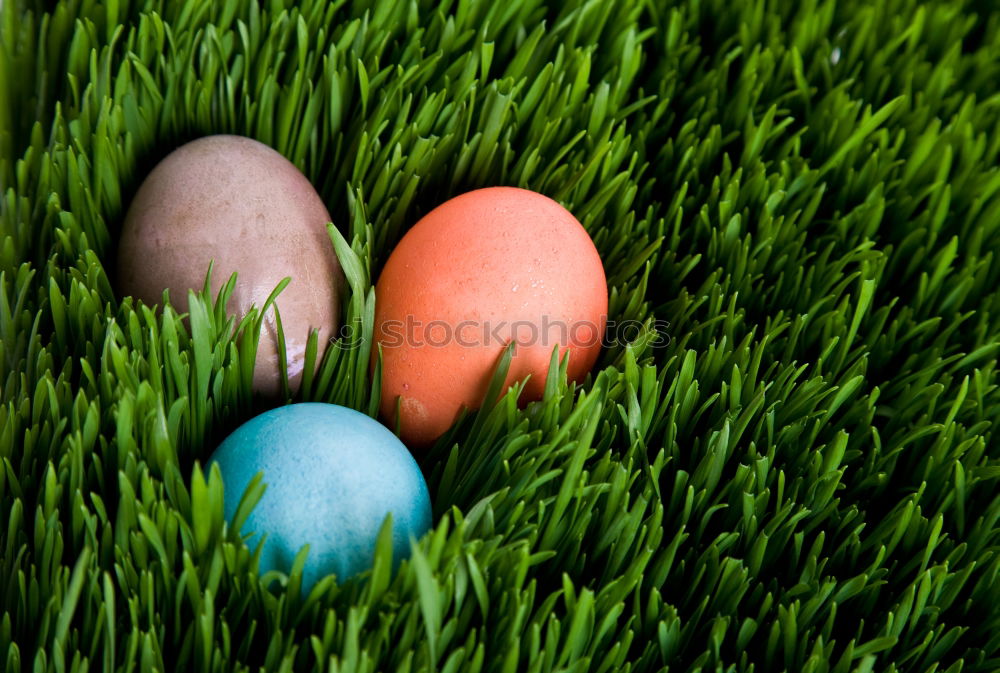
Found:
[208,403,432,589]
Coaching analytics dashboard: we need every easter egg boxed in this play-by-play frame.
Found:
[208,403,432,589]
[116,135,341,396]
[374,187,608,446]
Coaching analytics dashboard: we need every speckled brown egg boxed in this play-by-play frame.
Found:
[117,135,341,396]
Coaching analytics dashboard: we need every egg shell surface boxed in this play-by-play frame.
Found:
[374,187,608,446]
[117,135,341,396]
[208,403,433,589]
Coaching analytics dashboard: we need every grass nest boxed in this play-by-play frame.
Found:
[2,0,1000,671]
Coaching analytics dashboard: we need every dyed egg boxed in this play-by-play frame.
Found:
[208,403,433,589]
[117,135,341,396]
[374,187,608,446]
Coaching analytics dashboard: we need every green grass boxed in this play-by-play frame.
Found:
[3,0,1000,671]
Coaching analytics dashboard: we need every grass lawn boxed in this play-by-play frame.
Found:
[2,0,1000,671]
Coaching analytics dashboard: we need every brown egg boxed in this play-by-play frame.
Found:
[117,135,341,396]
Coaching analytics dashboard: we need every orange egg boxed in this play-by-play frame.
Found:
[374,187,608,446]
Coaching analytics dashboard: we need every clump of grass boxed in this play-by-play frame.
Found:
[3,0,1000,671]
